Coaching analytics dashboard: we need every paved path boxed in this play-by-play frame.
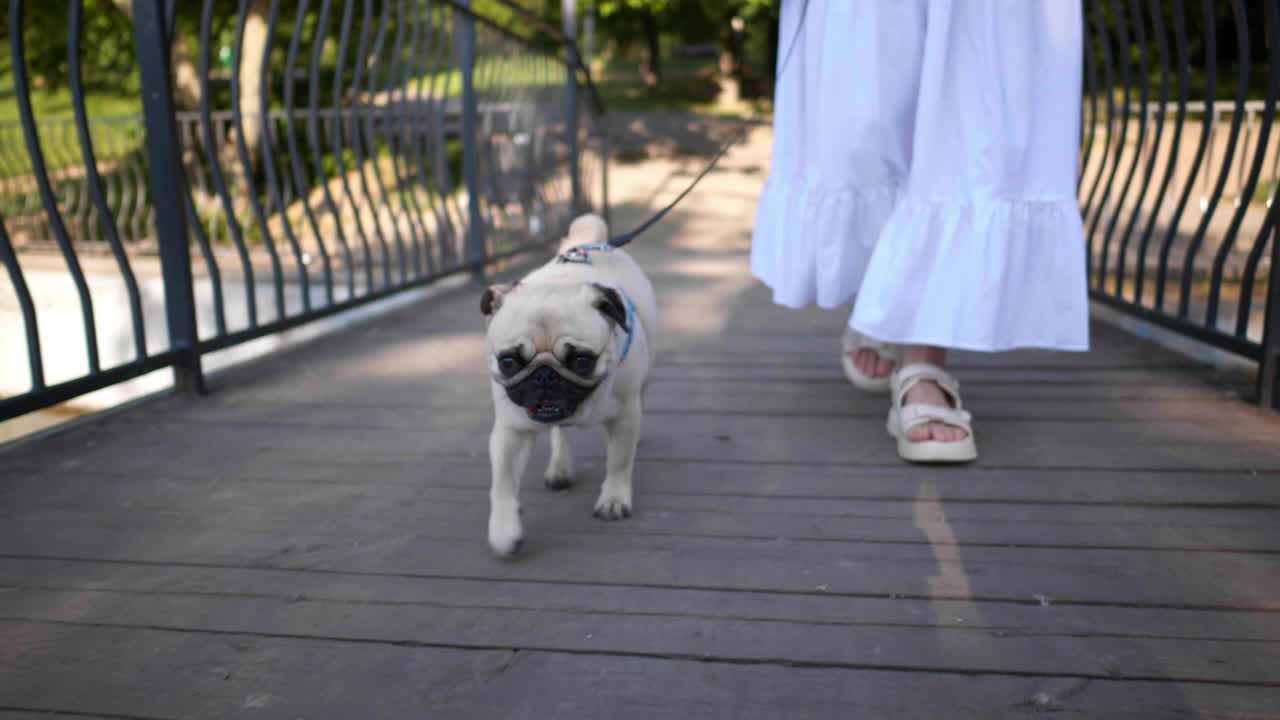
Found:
[3,128,1280,718]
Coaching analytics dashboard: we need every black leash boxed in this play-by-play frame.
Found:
[605,121,754,248]
[605,0,811,248]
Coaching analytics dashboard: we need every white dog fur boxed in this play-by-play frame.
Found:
[481,213,657,556]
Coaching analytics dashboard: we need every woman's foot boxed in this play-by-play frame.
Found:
[841,329,900,392]
[851,348,896,381]
[898,346,970,444]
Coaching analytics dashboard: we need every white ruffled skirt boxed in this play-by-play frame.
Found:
[751,0,1090,352]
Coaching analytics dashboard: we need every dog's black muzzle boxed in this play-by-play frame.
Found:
[503,365,600,423]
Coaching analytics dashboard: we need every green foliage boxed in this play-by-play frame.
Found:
[0,0,139,96]
[595,0,674,18]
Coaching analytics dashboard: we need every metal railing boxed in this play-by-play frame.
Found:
[0,0,606,420]
[1081,0,1280,406]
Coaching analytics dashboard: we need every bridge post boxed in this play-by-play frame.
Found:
[457,0,486,277]
[563,0,581,215]
[132,0,205,395]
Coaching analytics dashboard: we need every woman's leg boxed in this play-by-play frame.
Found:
[853,0,1089,446]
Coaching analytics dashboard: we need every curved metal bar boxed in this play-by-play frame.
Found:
[180,169,226,338]
[127,144,149,241]
[350,0,393,289]
[10,0,99,373]
[199,0,256,328]
[406,0,437,278]
[108,127,133,246]
[1091,0,1130,292]
[69,0,150,357]
[0,213,42,389]
[1132,0,1177,304]
[257,0,311,313]
[424,2,458,269]
[1238,205,1280,339]
[307,0,355,300]
[480,30,513,238]
[439,8,470,264]
[331,0,375,295]
[1177,0,1247,320]
[408,0,441,278]
[1234,0,1280,338]
[1082,0,1113,245]
[231,0,286,320]
[501,41,532,234]
[1207,0,1270,329]
[53,122,90,244]
[382,0,418,281]
[171,82,226,340]
[392,0,429,279]
[362,0,404,285]
[283,0,335,306]
[1156,0,1213,312]
[1109,0,1151,297]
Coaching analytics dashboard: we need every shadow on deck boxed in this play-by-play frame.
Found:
[2,133,1280,719]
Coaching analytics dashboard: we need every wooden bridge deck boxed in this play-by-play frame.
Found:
[3,134,1280,718]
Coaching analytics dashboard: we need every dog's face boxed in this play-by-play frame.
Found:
[481,281,629,424]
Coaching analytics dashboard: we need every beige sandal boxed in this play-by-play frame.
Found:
[841,328,901,392]
[888,363,978,464]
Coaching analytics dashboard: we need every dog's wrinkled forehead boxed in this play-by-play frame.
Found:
[483,283,617,353]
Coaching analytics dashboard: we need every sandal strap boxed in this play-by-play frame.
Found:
[898,403,973,434]
[892,363,965,412]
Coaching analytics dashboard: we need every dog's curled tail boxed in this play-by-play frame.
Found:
[561,213,608,252]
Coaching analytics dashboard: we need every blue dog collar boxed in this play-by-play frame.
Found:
[618,292,637,364]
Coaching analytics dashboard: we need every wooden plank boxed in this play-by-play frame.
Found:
[3,505,1279,609]
[10,452,1280,507]
[0,707,133,712]
[4,475,1278,552]
[195,374,1250,409]
[10,409,1280,474]
[143,383,1264,423]
[4,587,1280,684]
[6,471,1277,527]
[3,622,1277,719]
[4,556,1280,643]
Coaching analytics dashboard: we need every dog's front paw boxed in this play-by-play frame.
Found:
[488,504,524,556]
[593,491,632,521]
[544,471,574,491]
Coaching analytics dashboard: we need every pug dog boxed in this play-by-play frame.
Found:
[480,213,657,556]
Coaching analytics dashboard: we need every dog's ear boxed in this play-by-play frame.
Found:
[480,283,517,316]
[591,283,630,334]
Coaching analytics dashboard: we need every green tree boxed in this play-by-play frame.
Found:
[595,0,671,86]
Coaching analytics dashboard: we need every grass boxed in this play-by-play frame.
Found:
[0,90,141,123]
[0,67,145,177]
[411,55,563,97]
[0,63,142,123]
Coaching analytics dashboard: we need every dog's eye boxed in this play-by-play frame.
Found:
[497,353,523,377]
[570,351,596,376]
